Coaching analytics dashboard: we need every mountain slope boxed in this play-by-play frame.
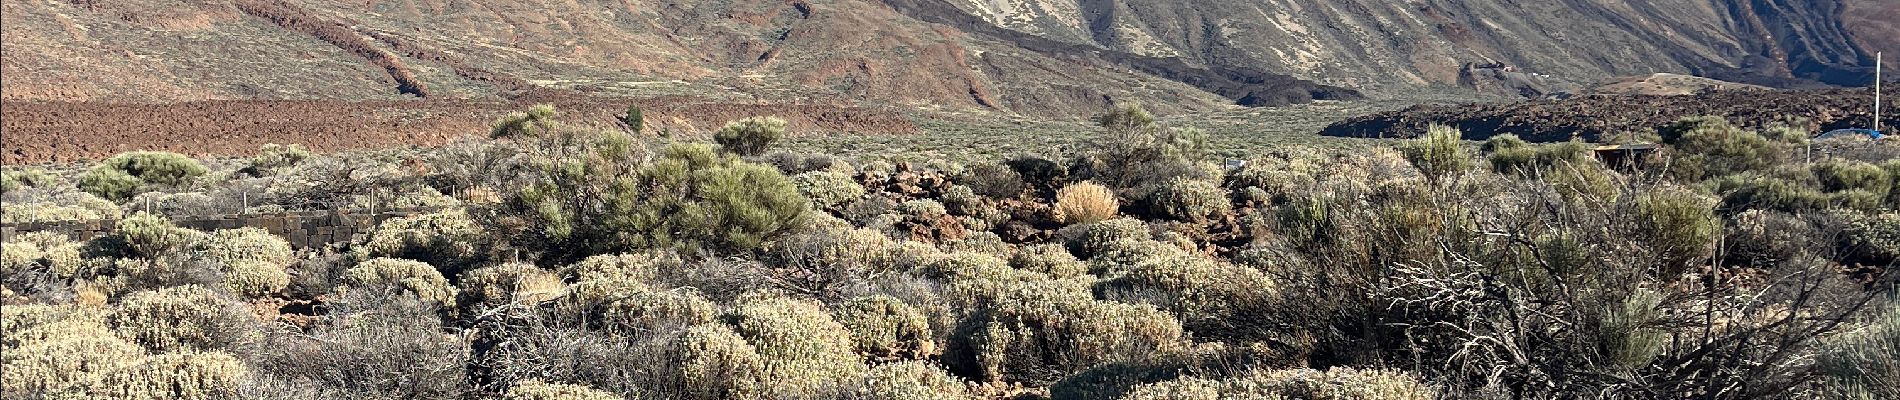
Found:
[2,0,1894,116]
[940,0,1894,93]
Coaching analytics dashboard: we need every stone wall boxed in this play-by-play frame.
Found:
[0,209,436,249]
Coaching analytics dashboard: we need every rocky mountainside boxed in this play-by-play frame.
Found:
[2,0,1894,116]
[940,0,1894,94]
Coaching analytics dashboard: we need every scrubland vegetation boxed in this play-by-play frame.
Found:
[2,103,1898,399]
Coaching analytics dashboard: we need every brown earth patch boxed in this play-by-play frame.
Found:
[1,96,919,165]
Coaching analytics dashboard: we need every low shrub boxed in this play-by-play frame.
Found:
[726,295,866,394]
[81,351,248,400]
[198,227,293,297]
[108,285,257,352]
[961,162,1026,198]
[793,169,867,208]
[1117,367,1434,400]
[835,295,937,359]
[2,194,124,224]
[1146,178,1231,223]
[1010,244,1088,279]
[342,258,457,309]
[1065,218,1152,258]
[503,380,624,400]
[362,209,490,276]
[836,361,975,400]
[715,117,787,156]
[1,306,143,398]
[665,323,767,400]
[456,263,564,311]
[944,276,1185,384]
[113,212,205,259]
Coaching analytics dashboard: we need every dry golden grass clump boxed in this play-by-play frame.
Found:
[1055,181,1120,225]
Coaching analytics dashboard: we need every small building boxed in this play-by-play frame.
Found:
[1593,143,1660,170]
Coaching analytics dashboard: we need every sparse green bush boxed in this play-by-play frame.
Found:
[793,169,866,208]
[79,167,146,201]
[491,104,560,139]
[1814,161,1893,197]
[79,151,208,201]
[505,380,625,400]
[1078,104,1211,192]
[1661,116,1788,180]
[245,143,312,176]
[0,168,57,194]
[83,351,248,400]
[1710,172,1826,212]
[715,116,787,156]
[1635,187,1721,275]
[1117,367,1434,400]
[456,263,564,311]
[502,142,808,260]
[1399,125,1470,182]
[1818,309,1900,400]
[622,105,646,134]
[362,209,490,275]
[836,295,937,359]
[1146,178,1231,223]
[1056,181,1120,225]
[837,361,975,400]
[109,285,256,352]
[342,258,457,309]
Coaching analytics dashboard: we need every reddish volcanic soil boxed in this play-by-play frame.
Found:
[0,97,919,165]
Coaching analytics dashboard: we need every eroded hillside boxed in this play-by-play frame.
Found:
[2,0,1894,116]
[941,0,1895,94]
